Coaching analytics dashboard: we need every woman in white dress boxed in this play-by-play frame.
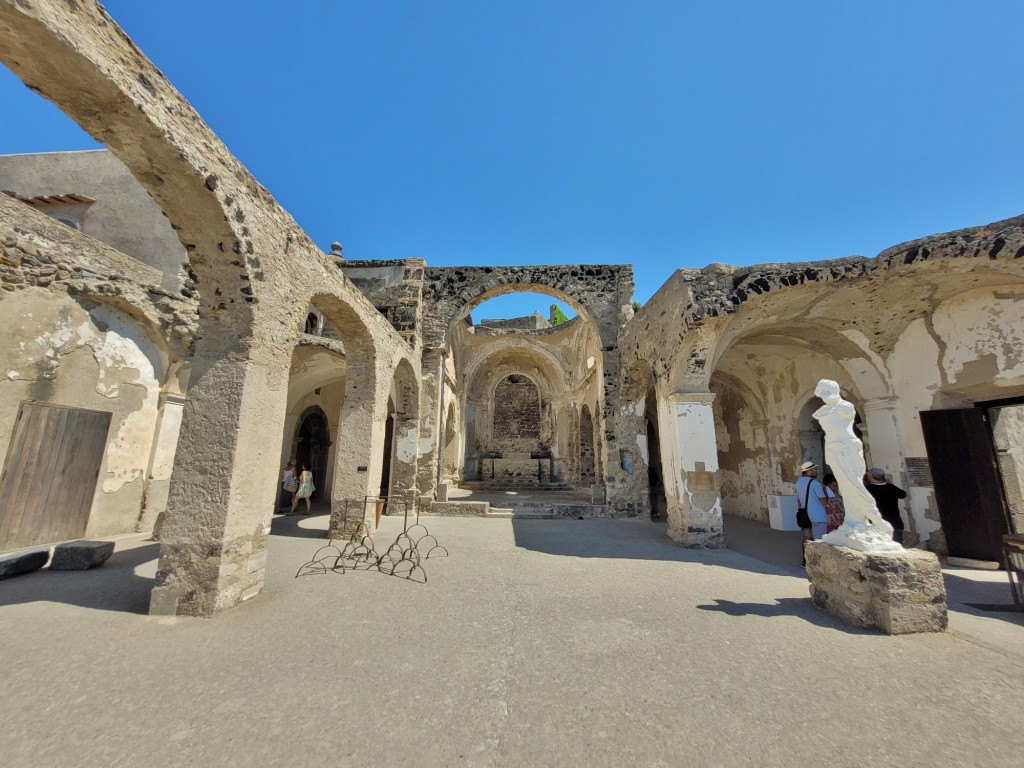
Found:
[289,462,315,516]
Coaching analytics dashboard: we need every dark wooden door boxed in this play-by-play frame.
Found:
[0,402,111,551]
[920,408,1010,562]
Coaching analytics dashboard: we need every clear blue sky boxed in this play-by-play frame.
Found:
[2,1,1023,317]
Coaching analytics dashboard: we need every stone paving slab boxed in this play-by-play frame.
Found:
[0,515,1022,768]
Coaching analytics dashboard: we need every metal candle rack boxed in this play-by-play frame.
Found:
[296,495,447,582]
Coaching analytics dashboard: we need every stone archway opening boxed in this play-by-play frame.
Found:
[708,322,876,530]
[644,387,665,520]
[445,283,609,495]
[293,406,330,503]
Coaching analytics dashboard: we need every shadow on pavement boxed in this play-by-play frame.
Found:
[510,516,804,578]
[696,597,872,632]
[269,511,331,539]
[943,572,1024,627]
[0,542,158,615]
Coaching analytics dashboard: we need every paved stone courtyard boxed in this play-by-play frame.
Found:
[2,514,1022,767]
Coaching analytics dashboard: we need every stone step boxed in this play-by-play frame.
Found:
[459,482,572,492]
[484,508,515,519]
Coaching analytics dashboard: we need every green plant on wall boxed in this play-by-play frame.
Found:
[550,304,569,326]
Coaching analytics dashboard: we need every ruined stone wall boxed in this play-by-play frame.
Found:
[0,150,188,291]
[476,311,551,333]
[339,258,424,348]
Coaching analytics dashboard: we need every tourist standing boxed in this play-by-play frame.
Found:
[865,468,908,544]
[822,472,846,533]
[279,459,298,512]
[796,460,829,566]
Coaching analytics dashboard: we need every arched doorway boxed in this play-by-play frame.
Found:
[379,396,396,501]
[644,387,664,519]
[294,406,330,502]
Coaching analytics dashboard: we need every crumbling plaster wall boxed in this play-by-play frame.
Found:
[1,192,197,543]
[624,213,1024,548]
[885,284,1024,549]
[711,348,864,524]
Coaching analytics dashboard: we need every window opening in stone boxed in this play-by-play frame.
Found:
[304,312,320,335]
[469,292,576,334]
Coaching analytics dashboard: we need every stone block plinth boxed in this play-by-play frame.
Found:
[805,542,947,634]
[50,540,115,570]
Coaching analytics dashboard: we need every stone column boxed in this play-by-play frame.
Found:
[138,386,187,535]
[389,411,420,513]
[329,352,392,535]
[150,334,291,617]
[663,392,725,548]
[414,346,444,501]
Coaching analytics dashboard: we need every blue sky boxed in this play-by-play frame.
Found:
[2,1,1023,318]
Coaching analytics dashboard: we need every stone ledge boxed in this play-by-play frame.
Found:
[428,501,491,516]
[0,548,50,579]
[806,542,947,634]
[50,540,115,570]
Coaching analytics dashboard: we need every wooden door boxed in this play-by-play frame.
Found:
[920,408,1010,562]
[0,402,111,551]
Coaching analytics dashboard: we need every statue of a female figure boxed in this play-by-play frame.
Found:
[813,379,902,553]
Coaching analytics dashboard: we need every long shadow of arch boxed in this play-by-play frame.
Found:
[510,517,801,578]
[0,541,159,615]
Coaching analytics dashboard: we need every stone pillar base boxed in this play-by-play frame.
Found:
[805,542,947,634]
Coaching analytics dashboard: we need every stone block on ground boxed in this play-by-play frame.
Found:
[50,540,115,570]
[805,541,947,634]
[0,548,50,579]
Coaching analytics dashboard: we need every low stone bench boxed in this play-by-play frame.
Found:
[50,540,115,570]
[0,548,50,580]
[806,541,947,634]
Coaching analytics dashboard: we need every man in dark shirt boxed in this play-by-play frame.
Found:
[865,467,907,544]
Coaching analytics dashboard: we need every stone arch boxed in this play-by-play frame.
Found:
[461,344,569,484]
[418,264,633,500]
[707,322,871,525]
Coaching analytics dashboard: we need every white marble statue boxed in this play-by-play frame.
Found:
[813,379,903,553]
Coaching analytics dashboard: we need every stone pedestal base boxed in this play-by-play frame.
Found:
[805,542,947,634]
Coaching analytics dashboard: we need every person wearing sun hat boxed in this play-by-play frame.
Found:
[795,460,829,566]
